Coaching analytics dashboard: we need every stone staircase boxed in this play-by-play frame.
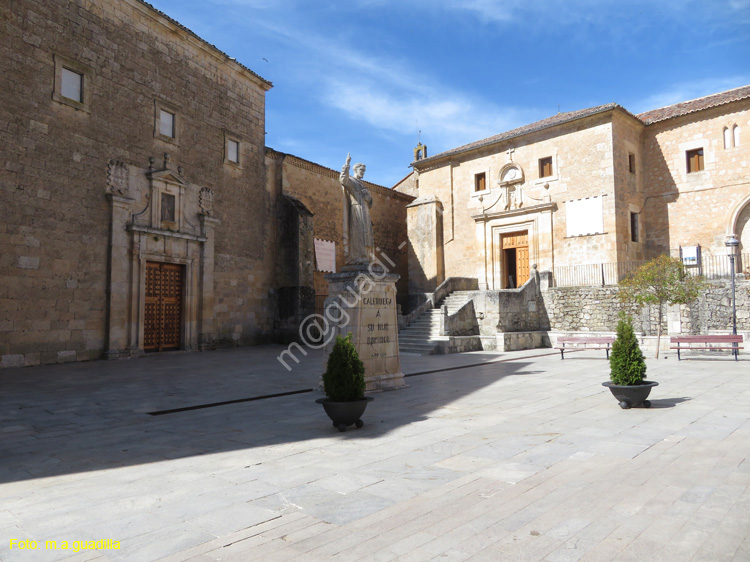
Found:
[398,291,474,354]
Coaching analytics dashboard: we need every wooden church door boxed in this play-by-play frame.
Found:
[501,231,529,289]
[144,261,183,352]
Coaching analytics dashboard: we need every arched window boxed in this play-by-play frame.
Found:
[734,125,740,147]
[724,126,732,149]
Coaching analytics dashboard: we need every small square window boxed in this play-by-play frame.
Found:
[223,132,243,168]
[686,148,704,173]
[539,157,553,178]
[630,212,639,243]
[628,153,636,174]
[159,110,175,138]
[474,172,486,192]
[53,54,90,112]
[61,68,83,102]
[154,101,180,144]
[227,139,239,163]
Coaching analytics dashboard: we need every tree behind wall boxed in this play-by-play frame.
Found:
[618,255,707,358]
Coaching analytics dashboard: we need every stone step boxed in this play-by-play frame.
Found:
[407,324,441,330]
[398,345,441,355]
[399,335,447,342]
[442,297,470,304]
[404,318,440,325]
[399,338,444,345]
[407,325,441,331]
[399,341,440,347]
[398,330,448,341]
[398,289,475,355]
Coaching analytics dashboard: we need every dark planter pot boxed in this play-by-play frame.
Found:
[316,397,374,432]
[602,381,658,409]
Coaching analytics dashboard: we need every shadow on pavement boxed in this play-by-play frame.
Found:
[0,345,533,484]
[647,397,692,409]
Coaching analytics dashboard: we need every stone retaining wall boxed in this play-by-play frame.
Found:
[541,277,750,335]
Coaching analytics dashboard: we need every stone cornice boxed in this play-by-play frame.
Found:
[472,202,557,222]
[129,224,207,242]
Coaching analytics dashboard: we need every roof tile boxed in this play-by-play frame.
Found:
[414,85,750,167]
[416,103,625,165]
[636,85,750,125]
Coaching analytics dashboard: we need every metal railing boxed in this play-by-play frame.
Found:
[553,261,646,287]
[684,253,749,279]
[552,253,750,288]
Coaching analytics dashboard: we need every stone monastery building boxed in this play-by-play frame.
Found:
[1,0,749,368]
[399,87,750,294]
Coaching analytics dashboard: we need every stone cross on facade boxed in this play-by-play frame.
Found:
[506,147,515,161]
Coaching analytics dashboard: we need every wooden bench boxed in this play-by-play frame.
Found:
[555,336,615,359]
[670,335,744,361]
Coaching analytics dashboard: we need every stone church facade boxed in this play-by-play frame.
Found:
[402,87,750,293]
[1,0,276,366]
[0,0,412,368]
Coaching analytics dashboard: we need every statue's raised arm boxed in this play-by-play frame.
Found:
[339,153,374,266]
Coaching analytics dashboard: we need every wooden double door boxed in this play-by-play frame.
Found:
[501,231,529,289]
[144,261,183,352]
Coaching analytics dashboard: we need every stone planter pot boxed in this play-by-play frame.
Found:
[316,397,374,432]
[602,381,658,409]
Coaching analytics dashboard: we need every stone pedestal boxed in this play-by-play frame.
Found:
[324,265,405,391]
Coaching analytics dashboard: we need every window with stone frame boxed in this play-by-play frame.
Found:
[628,153,636,174]
[223,131,243,168]
[52,54,91,112]
[686,148,704,173]
[154,100,180,144]
[474,172,486,192]
[539,157,553,178]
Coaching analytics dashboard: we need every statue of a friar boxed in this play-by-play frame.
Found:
[339,153,374,266]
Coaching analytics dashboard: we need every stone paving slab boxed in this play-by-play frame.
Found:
[0,346,749,561]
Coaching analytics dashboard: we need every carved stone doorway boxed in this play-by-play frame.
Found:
[144,261,184,352]
[502,231,529,288]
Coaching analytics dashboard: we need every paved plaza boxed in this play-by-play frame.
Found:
[1,345,749,561]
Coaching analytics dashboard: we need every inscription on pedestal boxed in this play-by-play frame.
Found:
[364,297,392,349]
[323,269,404,391]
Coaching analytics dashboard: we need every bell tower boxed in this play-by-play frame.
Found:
[414,142,427,161]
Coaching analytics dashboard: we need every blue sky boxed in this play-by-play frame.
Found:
[148,0,750,187]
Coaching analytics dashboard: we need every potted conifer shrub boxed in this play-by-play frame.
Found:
[602,312,658,409]
[316,333,373,431]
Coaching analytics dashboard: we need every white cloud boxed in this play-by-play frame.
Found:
[449,0,519,23]
[226,5,535,151]
[322,79,529,151]
[420,0,750,27]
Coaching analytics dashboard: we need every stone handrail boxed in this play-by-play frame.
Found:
[433,277,478,307]
[440,298,479,336]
